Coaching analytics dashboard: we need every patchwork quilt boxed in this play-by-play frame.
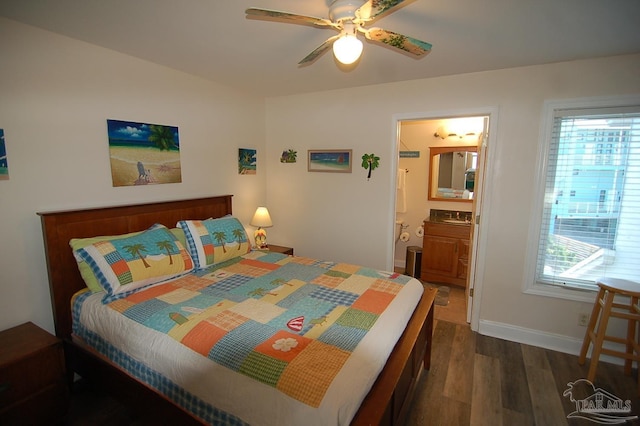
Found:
[90,250,414,407]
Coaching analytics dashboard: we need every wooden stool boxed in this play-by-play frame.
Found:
[579,277,640,386]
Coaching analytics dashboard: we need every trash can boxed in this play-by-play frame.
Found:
[405,246,422,278]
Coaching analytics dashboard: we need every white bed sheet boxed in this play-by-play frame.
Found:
[76,275,424,425]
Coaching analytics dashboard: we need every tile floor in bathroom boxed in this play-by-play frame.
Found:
[395,267,468,325]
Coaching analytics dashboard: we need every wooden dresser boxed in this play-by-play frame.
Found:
[421,220,471,287]
[0,322,68,425]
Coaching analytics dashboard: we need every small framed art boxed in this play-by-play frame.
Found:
[239,148,257,174]
[308,149,352,173]
[0,129,8,180]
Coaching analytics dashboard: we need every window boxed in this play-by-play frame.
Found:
[528,97,640,296]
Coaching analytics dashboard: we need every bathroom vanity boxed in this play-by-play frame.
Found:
[421,214,471,287]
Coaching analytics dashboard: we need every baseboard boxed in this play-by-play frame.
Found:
[478,319,624,366]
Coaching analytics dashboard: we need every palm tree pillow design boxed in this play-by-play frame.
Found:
[73,223,194,302]
[177,216,251,269]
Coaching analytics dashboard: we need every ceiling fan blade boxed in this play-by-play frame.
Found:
[356,0,407,22]
[245,8,334,28]
[298,35,340,65]
[365,28,432,56]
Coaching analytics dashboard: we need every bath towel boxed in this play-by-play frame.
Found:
[396,169,407,213]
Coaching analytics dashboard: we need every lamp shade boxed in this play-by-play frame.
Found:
[250,207,273,228]
[332,34,363,65]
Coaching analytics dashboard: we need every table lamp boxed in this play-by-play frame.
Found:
[250,207,272,249]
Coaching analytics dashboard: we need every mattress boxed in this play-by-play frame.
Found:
[72,251,423,425]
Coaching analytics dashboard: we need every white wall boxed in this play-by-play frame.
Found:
[264,53,640,352]
[0,18,266,334]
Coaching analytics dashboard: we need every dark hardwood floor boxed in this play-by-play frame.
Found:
[406,284,640,425]
[62,286,640,425]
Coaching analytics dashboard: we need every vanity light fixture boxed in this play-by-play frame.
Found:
[434,126,477,139]
[434,117,484,140]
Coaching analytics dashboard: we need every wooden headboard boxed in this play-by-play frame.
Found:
[38,195,233,340]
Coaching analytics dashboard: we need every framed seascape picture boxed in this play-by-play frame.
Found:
[107,119,182,187]
[0,129,8,180]
[308,149,352,173]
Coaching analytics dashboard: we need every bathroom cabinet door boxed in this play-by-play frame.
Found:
[421,221,470,287]
[422,235,458,278]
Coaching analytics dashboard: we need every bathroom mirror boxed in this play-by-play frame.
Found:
[428,146,477,202]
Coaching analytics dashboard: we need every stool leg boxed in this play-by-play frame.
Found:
[637,308,640,396]
[625,296,639,375]
[579,287,605,365]
[635,302,640,395]
[587,290,614,382]
[636,308,640,396]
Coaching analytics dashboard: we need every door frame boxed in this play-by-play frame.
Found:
[466,117,490,323]
[390,107,499,331]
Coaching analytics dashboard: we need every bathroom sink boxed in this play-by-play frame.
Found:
[442,219,469,225]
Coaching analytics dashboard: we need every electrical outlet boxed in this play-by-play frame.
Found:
[578,313,589,327]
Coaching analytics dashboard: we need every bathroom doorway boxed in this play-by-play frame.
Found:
[391,109,495,330]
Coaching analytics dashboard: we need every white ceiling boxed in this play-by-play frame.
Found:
[1,0,639,98]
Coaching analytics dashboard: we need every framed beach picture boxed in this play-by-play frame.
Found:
[0,129,8,180]
[239,148,257,174]
[107,119,182,187]
[308,149,352,173]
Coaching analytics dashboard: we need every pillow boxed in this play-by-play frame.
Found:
[73,224,194,302]
[70,230,143,292]
[169,227,187,248]
[70,227,187,293]
[177,216,251,269]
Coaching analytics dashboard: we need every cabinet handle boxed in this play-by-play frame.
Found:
[0,382,10,393]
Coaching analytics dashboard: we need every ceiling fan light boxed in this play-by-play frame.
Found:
[333,34,363,65]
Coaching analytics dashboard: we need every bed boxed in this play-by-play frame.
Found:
[38,195,436,425]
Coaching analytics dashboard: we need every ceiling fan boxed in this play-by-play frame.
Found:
[245,0,432,66]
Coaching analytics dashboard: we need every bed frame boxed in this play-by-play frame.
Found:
[38,195,436,425]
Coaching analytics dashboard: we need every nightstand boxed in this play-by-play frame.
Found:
[0,322,68,425]
[267,244,294,255]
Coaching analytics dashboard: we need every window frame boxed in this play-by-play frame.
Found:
[523,95,640,302]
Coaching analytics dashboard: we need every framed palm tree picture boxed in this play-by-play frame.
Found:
[107,119,182,187]
[238,148,257,175]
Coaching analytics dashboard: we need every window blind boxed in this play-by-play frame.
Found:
[536,107,640,290]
